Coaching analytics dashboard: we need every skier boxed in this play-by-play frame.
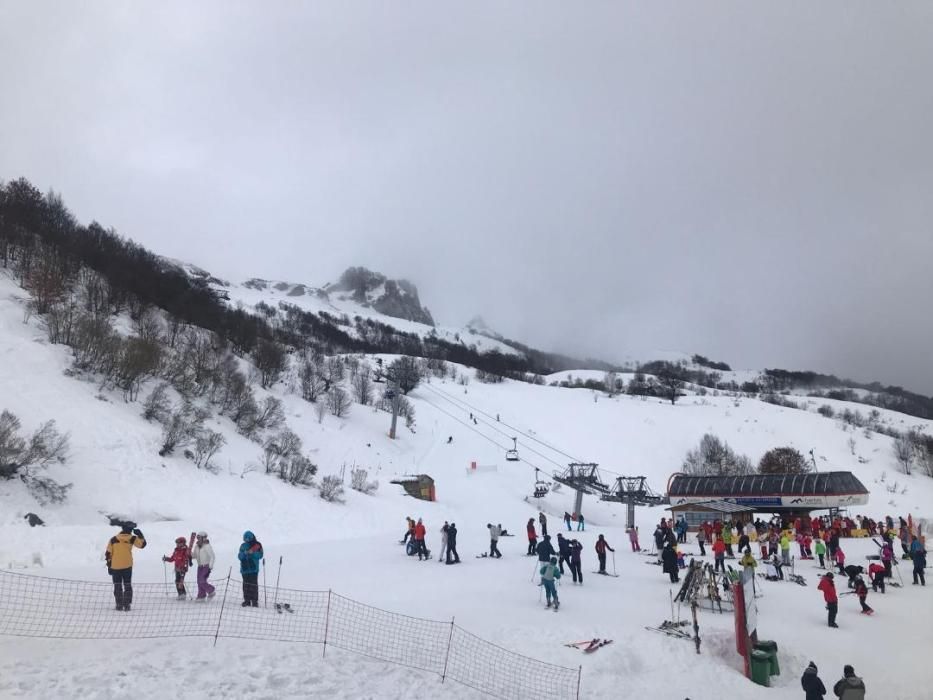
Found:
[595,534,614,574]
[446,436,453,444]
[487,523,502,558]
[414,518,429,560]
[817,572,839,628]
[757,531,768,559]
[696,526,707,556]
[853,576,873,615]
[801,661,826,700]
[556,533,570,573]
[911,537,927,586]
[769,552,785,580]
[104,522,147,611]
[868,561,886,593]
[832,665,866,699]
[539,511,548,537]
[567,539,584,584]
[536,534,555,563]
[577,513,585,531]
[843,565,864,589]
[780,532,791,566]
[661,543,679,583]
[712,536,726,573]
[881,541,894,578]
[564,512,572,531]
[526,518,538,556]
[628,525,641,552]
[401,517,415,545]
[540,556,561,609]
[722,524,734,558]
[814,537,827,568]
[438,521,449,564]
[834,546,846,575]
[162,536,192,599]
[445,523,460,564]
[238,531,264,607]
[739,549,757,577]
[191,531,216,600]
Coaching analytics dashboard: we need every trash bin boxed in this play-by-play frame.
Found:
[749,650,771,687]
[753,640,780,676]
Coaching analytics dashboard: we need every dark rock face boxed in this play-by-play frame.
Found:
[332,267,435,326]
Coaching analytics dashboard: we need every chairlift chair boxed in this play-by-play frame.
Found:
[505,437,520,462]
[533,468,549,498]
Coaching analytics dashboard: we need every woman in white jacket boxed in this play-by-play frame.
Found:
[191,532,216,600]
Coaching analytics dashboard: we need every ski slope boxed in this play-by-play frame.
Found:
[1,271,932,699]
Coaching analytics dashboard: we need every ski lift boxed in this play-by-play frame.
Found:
[533,468,550,498]
[505,437,520,462]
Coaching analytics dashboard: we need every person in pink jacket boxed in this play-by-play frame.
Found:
[834,546,846,575]
[627,526,641,552]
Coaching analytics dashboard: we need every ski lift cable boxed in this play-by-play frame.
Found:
[421,382,584,464]
[415,393,555,479]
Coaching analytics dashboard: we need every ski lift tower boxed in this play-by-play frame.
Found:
[599,476,665,529]
[551,463,610,522]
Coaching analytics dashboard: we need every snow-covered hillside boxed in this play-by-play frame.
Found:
[2,270,933,699]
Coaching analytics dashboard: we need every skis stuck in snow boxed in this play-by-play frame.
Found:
[564,638,612,652]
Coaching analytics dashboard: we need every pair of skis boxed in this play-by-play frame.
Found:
[591,570,620,577]
[565,638,613,653]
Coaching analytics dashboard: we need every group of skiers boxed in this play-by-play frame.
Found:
[103,523,257,609]
[801,661,866,699]
[401,516,461,564]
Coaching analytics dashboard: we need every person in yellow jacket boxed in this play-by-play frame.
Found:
[105,522,146,611]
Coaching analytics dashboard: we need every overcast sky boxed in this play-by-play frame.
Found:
[2,3,932,392]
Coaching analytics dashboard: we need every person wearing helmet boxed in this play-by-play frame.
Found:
[818,572,839,628]
[104,521,146,611]
[163,536,192,599]
[238,531,264,607]
[192,531,216,600]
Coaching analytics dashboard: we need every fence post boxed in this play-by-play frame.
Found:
[213,568,232,648]
[322,589,332,658]
[576,665,582,700]
[441,617,455,683]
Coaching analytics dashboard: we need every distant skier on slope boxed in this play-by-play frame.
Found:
[438,521,449,564]
[526,519,538,556]
[536,534,555,564]
[238,531,264,607]
[538,511,548,537]
[162,536,192,599]
[105,522,146,611]
[595,535,614,574]
[414,518,429,560]
[445,523,460,564]
[911,537,927,586]
[564,512,572,531]
[540,557,561,609]
[556,533,570,573]
[568,539,583,584]
[628,526,641,552]
[487,523,502,558]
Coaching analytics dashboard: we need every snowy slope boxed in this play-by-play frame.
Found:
[2,271,933,699]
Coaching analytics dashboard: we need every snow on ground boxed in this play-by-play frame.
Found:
[2,271,933,698]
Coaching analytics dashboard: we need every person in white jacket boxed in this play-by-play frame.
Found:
[191,531,216,600]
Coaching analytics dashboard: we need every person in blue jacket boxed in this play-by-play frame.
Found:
[911,537,927,586]
[238,531,264,607]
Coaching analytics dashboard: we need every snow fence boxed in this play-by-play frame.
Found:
[0,569,581,700]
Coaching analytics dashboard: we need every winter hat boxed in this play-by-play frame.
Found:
[175,536,186,544]
[843,665,855,677]
[487,523,492,528]
[120,521,136,534]
[808,661,818,672]
[825,572,834,579]
[197,531,208,538]
[243,531,255,542]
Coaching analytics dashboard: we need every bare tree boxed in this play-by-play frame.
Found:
[353,366,373,405]
[193,430,225,470]
[893,434,913,475]
[327,385,351,418]
[683,433,752,476]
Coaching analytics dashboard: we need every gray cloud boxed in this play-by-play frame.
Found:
[2,2,932,391]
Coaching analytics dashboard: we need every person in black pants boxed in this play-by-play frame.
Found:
[445,523,460,564]
[487,523,502,558]
[594,535,614,574]
[556,534,570,574]
[104,523,147,611]
[568,539,584,583]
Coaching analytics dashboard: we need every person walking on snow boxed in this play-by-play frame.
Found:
[538,511,548,537]
[801,661,826,700]
[438,521,449,564]
[569,539,584,584]
[556,533,570,573]
[595,535,614,574]
[487,523,502,558]
[540,557,561,609]
[414,518,429,560]
[537,534,555,564]
[853,576,873,615]
[191,531,216,600]
[564,512,572,531]
[818,572,839,628]
[780,533,791,566]
[445,523,460,564]
[713,537,726,573]
[105,522,146,611]
[814,537,827,568]
[661,544,679,583]
[628,526,641,552]
[695,526,707,556]
[833,665,866,699]
[526,518,538,556]
[911,537,927,586]
[163,536,192,599]
[834,546,846,575]
[238,531,264,607]
[577,513,585,531]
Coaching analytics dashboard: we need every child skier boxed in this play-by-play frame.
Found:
[814,538,826,568]
[834,546,846,575]
[854,575,873,615]
[191,531,216,600]
[540,556,561,609]
[163,536,192,599]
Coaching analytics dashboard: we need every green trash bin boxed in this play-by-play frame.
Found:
[754,640,780,676]
[749,650,771,687]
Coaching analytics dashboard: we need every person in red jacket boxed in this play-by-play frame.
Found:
[526,518,538,556]
[817,572,839,628]
[868,562,886,594]
[414,518,429,560]
[712,538,726,573]
[163,536,192,599]
[594,534,615,574]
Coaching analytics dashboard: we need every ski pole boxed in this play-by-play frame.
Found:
[262,558,267,608]
[273,556,283,607]
[612,551,617,576]
[530,560,538,583]
[163,561,169,597]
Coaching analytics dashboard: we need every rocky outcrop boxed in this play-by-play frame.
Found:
[329,267,435,326]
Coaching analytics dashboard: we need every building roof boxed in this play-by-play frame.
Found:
[668,471,869,498]
[667,500,754,514]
